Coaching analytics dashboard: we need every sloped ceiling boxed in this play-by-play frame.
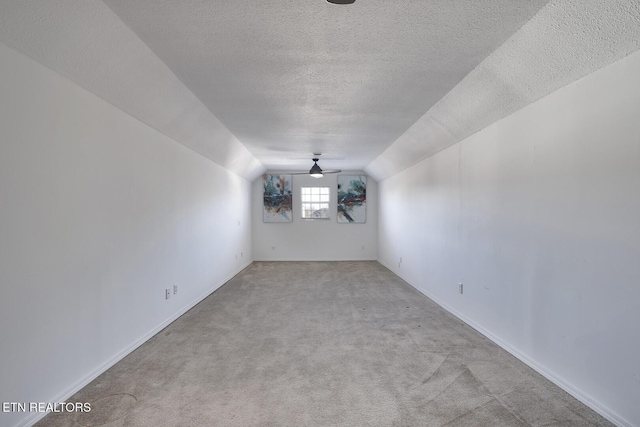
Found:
[1,1,639,181]
[100,0,549,173]
[366,0,640,180]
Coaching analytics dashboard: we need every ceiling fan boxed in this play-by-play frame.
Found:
[291,158,342,179]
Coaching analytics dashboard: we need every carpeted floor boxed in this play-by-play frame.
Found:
[36,261,612,426]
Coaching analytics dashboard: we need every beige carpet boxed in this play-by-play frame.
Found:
[36,261,611,426]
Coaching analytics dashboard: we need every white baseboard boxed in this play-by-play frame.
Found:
[377,259,632,427]
[16,260,629,427]
[14,261,253,427]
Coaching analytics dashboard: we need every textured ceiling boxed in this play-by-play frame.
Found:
[101,0,549,172]
[0,0,263,178]
[1,1,639,180]
[366,0,640,180]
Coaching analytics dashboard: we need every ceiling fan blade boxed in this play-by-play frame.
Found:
[283,158,342,176]
[288,169,342,175]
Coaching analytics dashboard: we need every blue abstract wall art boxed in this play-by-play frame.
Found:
[337,175,366,223]
[263,174,293,222]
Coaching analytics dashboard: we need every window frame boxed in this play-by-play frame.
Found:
[300,186,331,220]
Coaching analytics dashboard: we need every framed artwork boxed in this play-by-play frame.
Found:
[337,175,366,223]
[263,174,292,222]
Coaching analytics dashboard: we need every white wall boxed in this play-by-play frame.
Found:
[253,172,377,261]
[378,49,640,427]
[0,43,252,427]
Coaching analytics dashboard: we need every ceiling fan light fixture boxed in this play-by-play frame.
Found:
[309,159,324,178]
[290,156,341,177]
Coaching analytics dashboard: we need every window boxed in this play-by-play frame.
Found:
[301,186,330,219]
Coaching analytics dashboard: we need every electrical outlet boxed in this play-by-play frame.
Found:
[173,285,178,295]
[271,246,276,251]
[362,245,365,251]
[241,252,243,258]
[458,283,464,294]
[165,289,171,299]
